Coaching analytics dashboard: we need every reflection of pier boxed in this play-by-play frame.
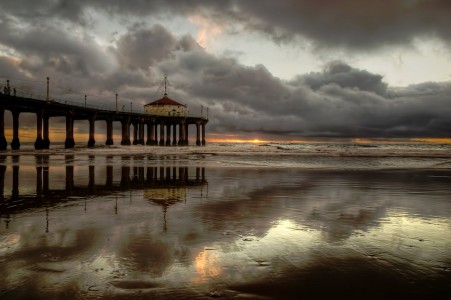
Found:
[0,155,207,217]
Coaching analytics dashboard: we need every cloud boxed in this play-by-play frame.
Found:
[294,61,388,95]
[0,56,26,80]
[0,3,450,139]
[114,24,176,72]
[4,1,451,52]
[0,0,87,24]
[188,14,225,49]
[233,0,451,50]
[0,13,115,94]
[159,48,451,137]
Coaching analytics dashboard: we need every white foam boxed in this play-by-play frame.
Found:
[1,142,450,170]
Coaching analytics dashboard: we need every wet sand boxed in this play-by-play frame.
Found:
[1,155,450,299]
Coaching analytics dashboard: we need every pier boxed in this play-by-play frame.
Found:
[0,78,208,150]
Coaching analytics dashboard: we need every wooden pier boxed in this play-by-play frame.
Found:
[0,79,208,150]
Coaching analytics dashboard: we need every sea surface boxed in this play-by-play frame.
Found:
[1,142,450,299]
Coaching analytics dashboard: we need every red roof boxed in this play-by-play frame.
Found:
[145,95,185,106]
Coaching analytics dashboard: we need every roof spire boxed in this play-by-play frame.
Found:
[164,74,168,97]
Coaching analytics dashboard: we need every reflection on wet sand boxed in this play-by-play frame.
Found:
[0,156,450,299]
[0,155,207,220]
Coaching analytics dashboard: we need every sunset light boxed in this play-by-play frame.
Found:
[1,1,450,299]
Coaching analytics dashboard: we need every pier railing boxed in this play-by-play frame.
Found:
[12,90,207,119]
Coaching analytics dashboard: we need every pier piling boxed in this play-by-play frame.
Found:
[106,120,113,145]
[0,107,7,150]
[88,115,96,148]
[11,111,20,150]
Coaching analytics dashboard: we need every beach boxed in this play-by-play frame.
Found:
[2,1,451,298]
[1,142,450,299]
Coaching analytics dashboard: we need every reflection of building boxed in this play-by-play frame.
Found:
[145,166,206,206]
[145,188,186,204]
[142,166,207,232]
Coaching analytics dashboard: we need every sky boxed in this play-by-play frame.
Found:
[0,0,450,142]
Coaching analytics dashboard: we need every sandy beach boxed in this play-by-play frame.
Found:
[1,145,450,299]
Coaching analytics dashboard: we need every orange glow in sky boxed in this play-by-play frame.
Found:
[3,128,116,143]
[207,133,309,144]
[207,137,271,143]
[3,129,451,144]
[410,138,451,144]
[353,138,451,144]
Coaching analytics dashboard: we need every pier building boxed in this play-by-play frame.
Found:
[144,76,187,117]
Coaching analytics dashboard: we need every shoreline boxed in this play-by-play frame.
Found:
[0,142,449,171]
[0,145,450,158]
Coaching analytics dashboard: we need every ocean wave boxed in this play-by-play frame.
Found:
[1,142,450,157]
[0,142,450,170]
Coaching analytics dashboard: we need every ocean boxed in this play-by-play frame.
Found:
[0,142,450,299]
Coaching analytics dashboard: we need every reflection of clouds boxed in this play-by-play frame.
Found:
[217,216,451,299]
[9,227,100,261]
[299,185,391,243]
[194,169,313,238]
[0,233,21,255]
[118,234,173,276]
[239,219,320,267]
[0,225,101,297]
[202,169,451,244]
[353,213,451,263]
[297,171,451,243]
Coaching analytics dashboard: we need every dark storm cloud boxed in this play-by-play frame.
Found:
[0,15,111,79]
[0,56,25,79]
[234,0,451,49]
[293,61,388,95]
[99,0,451,49]
[114,24,176,71]
[0,0,86,24]
[3,0,450,50]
